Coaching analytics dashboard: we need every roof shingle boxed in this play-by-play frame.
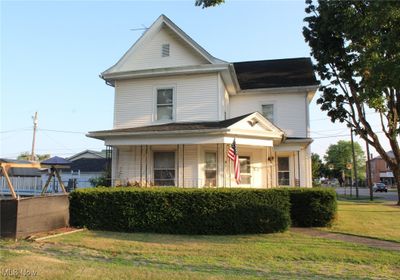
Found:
[90,113,253,134]
[233,57,318,90]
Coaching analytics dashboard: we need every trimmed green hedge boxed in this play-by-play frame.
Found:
[289,188,337,227]
[69,187,291,234]
[69,187,337,234]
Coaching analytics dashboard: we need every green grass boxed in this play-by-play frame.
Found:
[1,230,400,279]
[1,199,400,279]
[322,200,400,242]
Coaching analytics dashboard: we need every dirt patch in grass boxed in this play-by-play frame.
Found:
[291,227,400,251]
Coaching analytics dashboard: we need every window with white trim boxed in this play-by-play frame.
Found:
[156,88,174,121]
[153,152,175,186]
[239,156,251,185]
[261,104,274,123]
[204,152,217,187]
[278,157,290,186]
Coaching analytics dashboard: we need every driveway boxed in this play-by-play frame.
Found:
[334,187,398,202]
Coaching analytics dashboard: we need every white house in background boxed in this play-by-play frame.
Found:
[88,15,318,188]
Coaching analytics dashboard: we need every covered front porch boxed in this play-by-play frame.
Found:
[88,112,312,188]
[112,142,276,188]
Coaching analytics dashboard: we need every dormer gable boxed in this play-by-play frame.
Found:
[102,15,225,76]
[227,112,285,141]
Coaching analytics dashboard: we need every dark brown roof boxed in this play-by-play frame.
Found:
[70,158,108,173]
[90,113,252,134]
[233,57,318,90]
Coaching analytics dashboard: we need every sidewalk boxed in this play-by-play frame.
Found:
[291,227,400,251]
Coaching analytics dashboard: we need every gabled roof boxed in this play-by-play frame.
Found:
[233,57,318,90]
[102,14,225,76]
[100,15,318,95]
[88,112,284,142]
[67,150,106,161]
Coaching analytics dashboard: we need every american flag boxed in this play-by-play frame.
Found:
[228,139,241,184]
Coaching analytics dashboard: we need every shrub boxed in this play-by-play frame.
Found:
[69,187,291,235]
[289,188,337,227]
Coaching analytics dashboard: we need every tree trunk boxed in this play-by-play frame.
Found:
[393,166,400,206]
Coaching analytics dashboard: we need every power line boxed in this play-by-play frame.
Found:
[312,131,384,139]
[38,128,86,134]
[310,111,379,122]
[0,128,31,133]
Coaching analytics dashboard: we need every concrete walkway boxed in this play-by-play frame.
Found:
[291,227,400,251]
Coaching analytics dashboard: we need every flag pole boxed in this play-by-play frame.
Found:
[228,144,232,188]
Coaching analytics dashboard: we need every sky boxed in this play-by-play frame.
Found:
[0,0,391,160]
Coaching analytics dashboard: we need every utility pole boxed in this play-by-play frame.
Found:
[350,127,359,199]
[31,112,38,161]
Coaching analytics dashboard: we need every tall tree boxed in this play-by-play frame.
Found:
[303,0,400,204]
[17,152,50,161]
[324,141,366,184]
[195,0,224,8]
[311,153,324,180]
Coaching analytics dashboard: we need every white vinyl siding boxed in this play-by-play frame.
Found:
[229,92,307,137]
[114,26,208,72]
[114,74,219,128]
[217,74,226,120]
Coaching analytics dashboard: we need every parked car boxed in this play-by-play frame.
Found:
[372,183,388,192]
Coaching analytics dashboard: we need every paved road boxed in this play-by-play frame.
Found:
[334,187,398,202]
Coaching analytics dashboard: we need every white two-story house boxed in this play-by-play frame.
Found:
[88,15,318,188]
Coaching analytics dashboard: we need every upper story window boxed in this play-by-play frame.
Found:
[156,88,174,121]
[261,104,274,123]
[162,44,170,57]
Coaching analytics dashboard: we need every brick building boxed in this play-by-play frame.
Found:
[368,151,395,187]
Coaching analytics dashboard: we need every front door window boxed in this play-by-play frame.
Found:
[278,157,290,186]
[239,156,251,185]
[205,152,217,187]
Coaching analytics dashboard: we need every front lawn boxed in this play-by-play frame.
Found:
[1,230,399,279]
[323,200,400,242]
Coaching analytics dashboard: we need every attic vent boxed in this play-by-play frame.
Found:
[162,44,170,57]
